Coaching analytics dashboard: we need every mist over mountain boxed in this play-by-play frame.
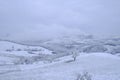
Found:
[0,0,120,41]
[0,25,86,41]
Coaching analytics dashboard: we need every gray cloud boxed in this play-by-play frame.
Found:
[0,0,120,40]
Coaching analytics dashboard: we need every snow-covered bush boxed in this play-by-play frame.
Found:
[27,51,35,54]
[75,72,92,80]
[16,48,22,51]
[6,49,12,52]
[44,55,56,63]
[14,57,37,64]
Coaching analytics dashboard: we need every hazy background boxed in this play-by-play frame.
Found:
[0,0,120,41]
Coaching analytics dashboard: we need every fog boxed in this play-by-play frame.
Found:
[0,0,120,40]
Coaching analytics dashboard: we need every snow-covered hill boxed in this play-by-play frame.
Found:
[22,35,120,56]
[0,40,53,65]
[0,40,52,55]
[0,37,120,80]
[0,53,120,80]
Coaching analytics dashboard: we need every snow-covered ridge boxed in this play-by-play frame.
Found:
[0,40,53,65]
[0,40,52,54]
[0,40,50,52]
[30,35,120,56]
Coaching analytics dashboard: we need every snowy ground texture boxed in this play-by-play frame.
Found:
[0,53,120,80]
[0,40,120,80]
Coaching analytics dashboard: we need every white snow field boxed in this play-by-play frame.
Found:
[0,52,120,80]
[0,40,54,75]
[0,40,53,64]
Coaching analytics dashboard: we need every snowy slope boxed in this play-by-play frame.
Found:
[0,40,53,65]
[0,53,120,80]
[0,40,52,55]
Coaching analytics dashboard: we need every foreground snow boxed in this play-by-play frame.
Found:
[0,53,120,80]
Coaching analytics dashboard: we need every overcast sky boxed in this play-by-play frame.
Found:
[0,0,120,40]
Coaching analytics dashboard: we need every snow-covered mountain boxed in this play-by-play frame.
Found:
[21,35,120,56]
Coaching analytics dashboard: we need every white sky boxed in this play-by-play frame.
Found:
[0,0,120,40]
